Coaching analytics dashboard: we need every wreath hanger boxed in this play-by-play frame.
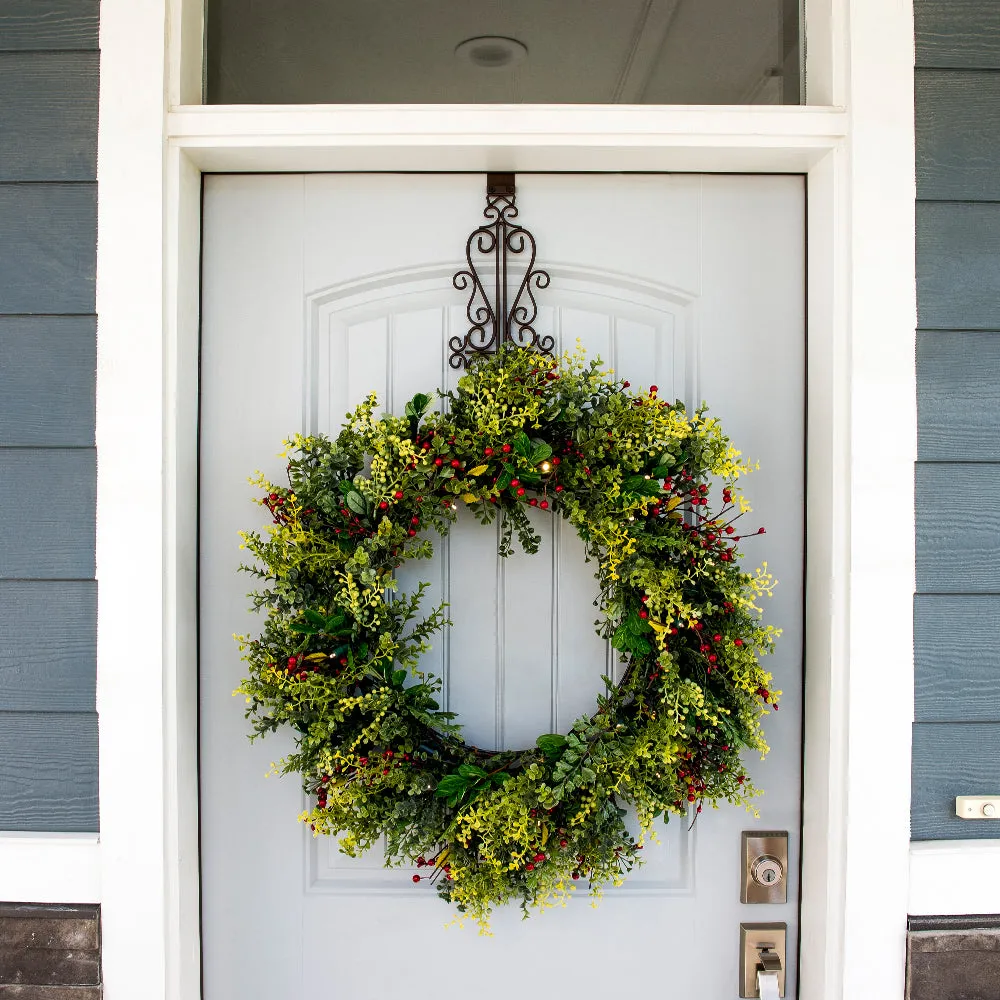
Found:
[449,173,556,369]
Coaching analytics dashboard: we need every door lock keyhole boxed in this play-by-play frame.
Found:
[750,855,783,887]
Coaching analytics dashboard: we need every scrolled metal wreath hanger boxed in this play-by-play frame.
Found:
[449,173,555,370]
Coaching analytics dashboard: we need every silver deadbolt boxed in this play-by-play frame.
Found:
[751,855,783,887]
[741,831,788,903]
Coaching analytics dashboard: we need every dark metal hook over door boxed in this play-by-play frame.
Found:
[449,173,555,369]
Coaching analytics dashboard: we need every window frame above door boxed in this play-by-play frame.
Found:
[82,1,921,997]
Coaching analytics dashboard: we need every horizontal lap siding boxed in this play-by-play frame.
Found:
[913,1,1000,841]
[0,2,98,833]
[0,2,98,52]
[0,53,98,182]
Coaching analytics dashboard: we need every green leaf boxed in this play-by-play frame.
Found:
[623,475,662,497]
[391,669,407,688]
[496,466,513,491]
[288,622,317,635]
[626,609,652,634]
[303,609,326,627]
[345,491,367,515]
[651,465,671,478]
[536,733,568,759]
[530,442,553,464]
[490,771,511,785]
[458,763,488,779]
[512,431,533,459]
[610,624,629,652]
[435,775,469,798]
[630,635,652,655]
[404,392,431,420]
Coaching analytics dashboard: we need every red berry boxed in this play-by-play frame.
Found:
[551,457,561,466]
[572,871,581,880]
[639,610,648,619]
[560,839,568,848]
[394,491,403,500]
[516,487,525,496]
[534,853,545,862]
[555,485,563,492]
[529,498,538,506]
[510,479,520,488]
[412,874,421,883]
[539,500,549,510]
[713,634,722,642]
[525,863,535,871]
[434,457,443,466]
[622,381,630,388]
[379,501,388,510]
[502,443,511,453]
[649,384,658,393]
[484,447,494,456]
[734,639,743,647]
[451,459,461,468]
[408,529,416,536]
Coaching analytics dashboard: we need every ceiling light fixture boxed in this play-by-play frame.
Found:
[455,36,528,71]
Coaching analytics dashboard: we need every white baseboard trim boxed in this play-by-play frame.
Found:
[909,840,1000,916]
[0,833,101,904]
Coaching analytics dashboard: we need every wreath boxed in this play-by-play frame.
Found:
[237,345,779,929]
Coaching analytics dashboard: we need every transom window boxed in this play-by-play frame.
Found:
[206,0,802,105]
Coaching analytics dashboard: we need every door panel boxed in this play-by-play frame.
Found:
[200,173,804,999]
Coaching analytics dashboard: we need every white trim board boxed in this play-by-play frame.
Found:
[0,834,100,905]
[91,0,925,997]
[909,842,1000,917]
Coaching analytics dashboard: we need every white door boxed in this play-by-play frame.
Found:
[200,174,804,999]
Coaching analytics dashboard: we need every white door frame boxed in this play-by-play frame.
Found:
[82,0,927,997]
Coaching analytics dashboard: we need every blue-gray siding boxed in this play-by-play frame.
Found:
[913,0,1000,840]
[0,1,98,832]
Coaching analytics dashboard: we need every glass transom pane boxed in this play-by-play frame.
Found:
[206,0,802,105]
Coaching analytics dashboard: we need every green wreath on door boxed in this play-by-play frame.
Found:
[236,344,779,930]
